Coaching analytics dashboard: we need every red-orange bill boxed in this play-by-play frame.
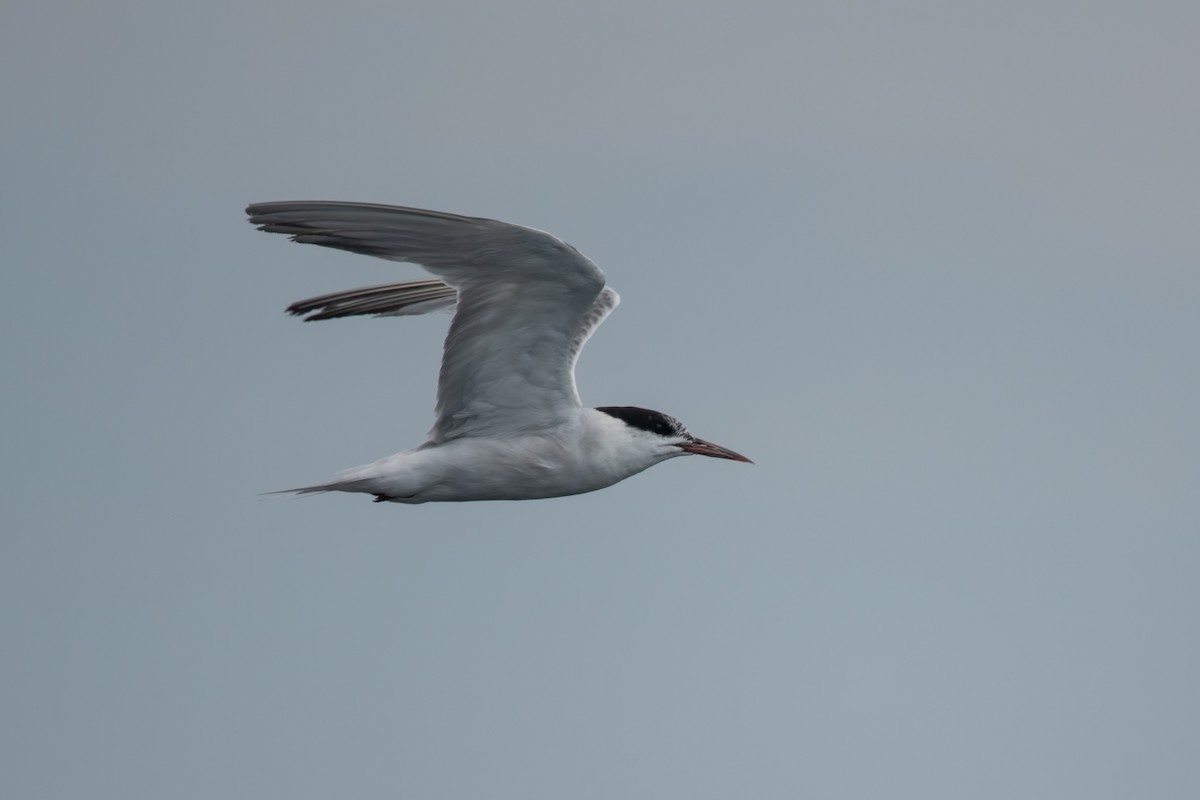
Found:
[679,438,753,463]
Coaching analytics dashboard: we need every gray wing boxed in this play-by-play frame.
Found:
[247,201,610,442]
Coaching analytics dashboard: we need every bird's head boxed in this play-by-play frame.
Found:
[595,406,752,464]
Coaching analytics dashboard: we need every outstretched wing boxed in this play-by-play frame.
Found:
[247,201,610,442]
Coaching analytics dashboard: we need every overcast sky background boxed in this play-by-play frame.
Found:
[3,1,1198,798]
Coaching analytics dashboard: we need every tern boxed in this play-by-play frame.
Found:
[247,201,751,503]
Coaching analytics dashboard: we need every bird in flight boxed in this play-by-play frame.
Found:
[247,201,750,503]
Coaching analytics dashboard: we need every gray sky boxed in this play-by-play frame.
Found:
[3,1,1198,797]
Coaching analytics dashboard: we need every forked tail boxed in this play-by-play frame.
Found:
[260,478,377,497]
